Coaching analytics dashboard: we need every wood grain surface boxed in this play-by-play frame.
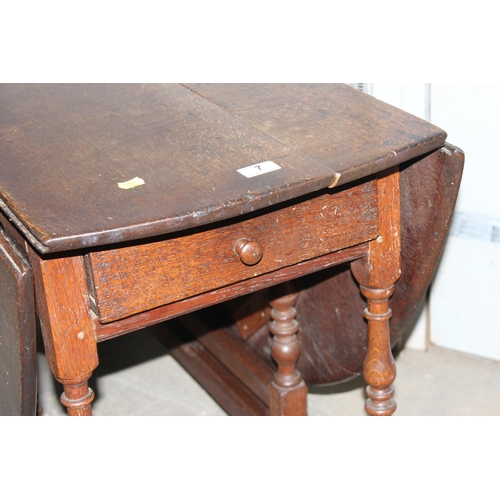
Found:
[88,180,378,322]
[219,143,465,386]
[0,84,446,253]
[0,228,36,415]
[185,84,447,185]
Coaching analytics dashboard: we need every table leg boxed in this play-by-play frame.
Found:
[59,375,95,416]
[268,284,307,416]
[29,249,98,416]
[359,284,397,416]
[351,166,401,416]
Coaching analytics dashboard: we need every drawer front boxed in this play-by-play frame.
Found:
[87,181,378,322]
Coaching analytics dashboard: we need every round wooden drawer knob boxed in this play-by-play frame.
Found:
[235,239,264,266]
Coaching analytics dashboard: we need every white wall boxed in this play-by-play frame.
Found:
[428,84,500,361]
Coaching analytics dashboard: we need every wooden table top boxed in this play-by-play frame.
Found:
[0,84,446,253]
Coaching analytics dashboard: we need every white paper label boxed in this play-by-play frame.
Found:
[118,177,145,189]
[237,161,281,178]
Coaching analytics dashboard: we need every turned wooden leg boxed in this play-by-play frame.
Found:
[351,166,401,416]
[360,285,397,416]
[29,248,99,416]
[60,375,95,416]
[268,285,307,416]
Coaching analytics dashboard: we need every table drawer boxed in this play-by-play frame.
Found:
[87,180,379,322]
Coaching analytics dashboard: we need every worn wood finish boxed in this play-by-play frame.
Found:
[268,283,307,416]
[0,84,459,416]
[179,313,274,404]
[358,284,397,415]
[0,84,446,253]
[225,144,464,386]
[94,243,370,342]
[232,292,271,340]
[333,166,401,415]
[0,228,36,415]
[28,250,98,415]
[88,181,378,322]
[0,84,332,253]
[351,165,401,416]
[185,84,447,187]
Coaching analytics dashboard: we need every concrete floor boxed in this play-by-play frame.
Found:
[36,322,500,416]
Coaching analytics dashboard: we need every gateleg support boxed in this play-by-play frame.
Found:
[268,283,307,416]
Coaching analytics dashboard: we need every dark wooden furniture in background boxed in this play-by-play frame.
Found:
[0,84,462,416]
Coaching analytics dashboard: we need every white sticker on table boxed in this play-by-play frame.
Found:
[118,177,145,189]
[237,161,281,178]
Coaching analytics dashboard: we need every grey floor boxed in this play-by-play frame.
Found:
[37,325,500,416]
